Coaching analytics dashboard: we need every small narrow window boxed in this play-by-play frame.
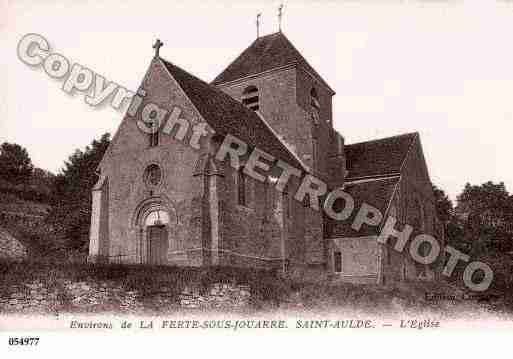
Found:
[148,114,160,147]
[149,132,159,147]
[310,88,320,111]
[237,169,246,206]
[312,138,318,164]
[148,120,160,147]
[334,251,342,273]
[283,259,290,273]
[284,192,290,218]
[242,85,259,111]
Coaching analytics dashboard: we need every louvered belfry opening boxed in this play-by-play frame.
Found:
[242,85,259,111]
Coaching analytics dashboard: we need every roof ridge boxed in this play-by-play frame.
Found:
[344,174,401,185]
[346,132,418,147]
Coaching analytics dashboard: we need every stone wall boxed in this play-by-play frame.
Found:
[381,202,418,284]
[379,137,440,284]
[396,136,439,280]
[0,279,252,313]
[330,236,379,284]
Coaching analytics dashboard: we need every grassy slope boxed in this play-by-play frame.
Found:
[0,192,50,216]
[0,191,56,257]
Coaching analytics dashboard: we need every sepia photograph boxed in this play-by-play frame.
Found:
[1,0,513,357]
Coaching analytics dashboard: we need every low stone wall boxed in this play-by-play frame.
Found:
[0,228,27,260]
[179,283,251,309]
[0,279,252,313]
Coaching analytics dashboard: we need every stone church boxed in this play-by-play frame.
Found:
[88,32,442,284]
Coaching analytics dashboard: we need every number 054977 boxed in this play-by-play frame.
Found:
[8,337,39,346]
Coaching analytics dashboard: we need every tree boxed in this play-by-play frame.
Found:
[31,168,56,188]
[432,184,453,223]
[456,181,513,254]
[431,184,465,250]
[47,133,110,251]
[0,142,34,184]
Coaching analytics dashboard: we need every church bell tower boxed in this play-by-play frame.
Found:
[212,31,345,184]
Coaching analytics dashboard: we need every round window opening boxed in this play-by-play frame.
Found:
[144,164,162,186]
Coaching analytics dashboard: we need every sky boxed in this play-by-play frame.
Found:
[1,0,513,201]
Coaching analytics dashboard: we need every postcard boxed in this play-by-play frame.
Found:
[1,1,512,358]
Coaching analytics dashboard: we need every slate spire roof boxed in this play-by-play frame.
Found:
[212,32,334,94]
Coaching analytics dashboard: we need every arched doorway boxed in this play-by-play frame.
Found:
[144,209,170,265]
[132,196,177,265]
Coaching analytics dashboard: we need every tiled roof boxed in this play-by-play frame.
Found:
[161,58,306,170]
[345,133,417,180]
[329,176,400,237]
[212,32,334,93]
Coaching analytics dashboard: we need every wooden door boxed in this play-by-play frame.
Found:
[147,225,168,265]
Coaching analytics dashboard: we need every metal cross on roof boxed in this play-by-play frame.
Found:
[153,39,163,58]
[256,13,262,38]
[278,4,284,32]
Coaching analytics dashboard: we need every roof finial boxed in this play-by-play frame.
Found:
[256,13,262,38]
[152,39,163,58]
[278,4,284,32]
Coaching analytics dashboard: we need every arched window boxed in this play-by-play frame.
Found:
[310,88,320,111]
[143,164,162,187]
[242,85,259,111]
